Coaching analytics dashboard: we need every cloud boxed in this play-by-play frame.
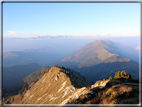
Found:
[135,46,141,50]
[7,31,18,35]
[32,35,38,38]
[7,31,29,36]
[29,34,140,40]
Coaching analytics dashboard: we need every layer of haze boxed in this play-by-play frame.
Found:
[3,37,140,53]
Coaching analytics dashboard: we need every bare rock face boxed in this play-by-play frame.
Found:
[49,69,52,72]
[55,74,60,81]
[61,87,91,104]
[91,80,109,89]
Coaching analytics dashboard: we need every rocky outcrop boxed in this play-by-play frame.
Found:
[55,74,60,81]
[91,80,109,89]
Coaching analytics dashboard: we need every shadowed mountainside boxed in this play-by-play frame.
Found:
[59,40,139,82]
[23,66,51,84]
[78,60,139,82]
[3,47,66,67]
[3,62,42,91]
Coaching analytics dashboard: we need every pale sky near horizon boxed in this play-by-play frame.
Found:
[3,3,140,38]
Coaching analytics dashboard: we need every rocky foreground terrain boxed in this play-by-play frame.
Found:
[67,78,139,105]
[2,65,140,105]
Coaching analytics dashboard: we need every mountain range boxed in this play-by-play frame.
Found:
[2,40,140,105]
[3,47,65,67]
[3,40,139,84]
[3,43,84,67]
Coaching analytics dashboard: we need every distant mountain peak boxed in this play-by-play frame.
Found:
[61,40,132,68]
[59,40,139,82]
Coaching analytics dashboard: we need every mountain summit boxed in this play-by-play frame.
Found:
[62,40,138,68]
[60,40,139,82]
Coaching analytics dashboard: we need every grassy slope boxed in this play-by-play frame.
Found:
[20,66,91,104]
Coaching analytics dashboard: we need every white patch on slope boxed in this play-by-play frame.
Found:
[22,90,30,102]
[58,80,67,93]
[42,77,46,83]
[61,87,86,104]
[91,80,109,88]
[35,93,48,103]
[29,94,34,99]
[37,97,42,101]
[41,93,48,104]
[49,96,60,101]
[71,87,86,99]
[62,85,75,98]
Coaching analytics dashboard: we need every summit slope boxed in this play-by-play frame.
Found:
[20,66,91,104]
[60,40,139,82]
[62,40,138,68]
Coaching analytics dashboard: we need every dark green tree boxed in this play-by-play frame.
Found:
[114,70,128,79]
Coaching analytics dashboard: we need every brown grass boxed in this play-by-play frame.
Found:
[110,91,120,99]
[100,98,111,104]
[90,98,101,104]
[119,85,132,93]
[68,78,139,104]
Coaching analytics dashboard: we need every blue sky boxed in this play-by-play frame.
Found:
[3,3,140,38]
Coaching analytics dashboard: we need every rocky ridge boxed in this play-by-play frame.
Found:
[20,66,91,104]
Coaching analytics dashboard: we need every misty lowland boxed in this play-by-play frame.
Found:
[2,38,140,105]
